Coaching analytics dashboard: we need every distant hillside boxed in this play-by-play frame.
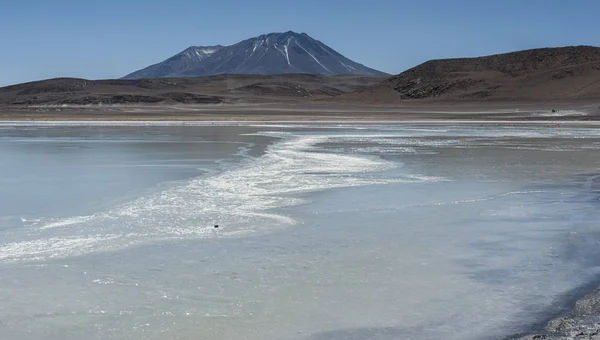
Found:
[0,74,386,106]
[123,31,386,79]
[348,46,600,102]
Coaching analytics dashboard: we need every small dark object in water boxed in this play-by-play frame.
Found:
[214,225,219,228]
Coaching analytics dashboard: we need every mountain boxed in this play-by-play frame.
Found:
[123,31,386,79]
[348,46,600,102]
[122,45,223,79]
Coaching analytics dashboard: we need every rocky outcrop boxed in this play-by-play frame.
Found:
[515,287,600,340]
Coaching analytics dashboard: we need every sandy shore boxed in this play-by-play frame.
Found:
[1,101,599,122]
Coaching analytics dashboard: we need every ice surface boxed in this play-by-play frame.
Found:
[0,131,437,262]
[3,124,600,340]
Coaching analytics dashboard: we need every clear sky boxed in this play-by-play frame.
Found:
[1,0,599,86]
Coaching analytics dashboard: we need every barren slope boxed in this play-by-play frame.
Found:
[345,46,600,103]
[0,74,386,106]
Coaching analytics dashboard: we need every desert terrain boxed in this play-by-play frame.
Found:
[1,46,599,121]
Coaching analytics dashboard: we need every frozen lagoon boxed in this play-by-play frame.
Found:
[2,123,600,339]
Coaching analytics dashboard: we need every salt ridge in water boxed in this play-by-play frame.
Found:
[0,132,441,262]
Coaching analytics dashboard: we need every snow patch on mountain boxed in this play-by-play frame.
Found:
[294,39,332,73]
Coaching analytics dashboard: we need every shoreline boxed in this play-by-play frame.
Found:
[1,101,599,123]
[3,120,600,129]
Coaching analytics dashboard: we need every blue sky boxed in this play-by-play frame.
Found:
[1,0,599,86]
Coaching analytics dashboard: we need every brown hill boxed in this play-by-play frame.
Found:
[0,74,385,106]
[347,46,600,103]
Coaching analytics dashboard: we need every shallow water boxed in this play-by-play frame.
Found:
[2,123,600,339]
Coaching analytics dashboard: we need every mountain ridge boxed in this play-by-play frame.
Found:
[122,45,224,79]
[123,31,386,79]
